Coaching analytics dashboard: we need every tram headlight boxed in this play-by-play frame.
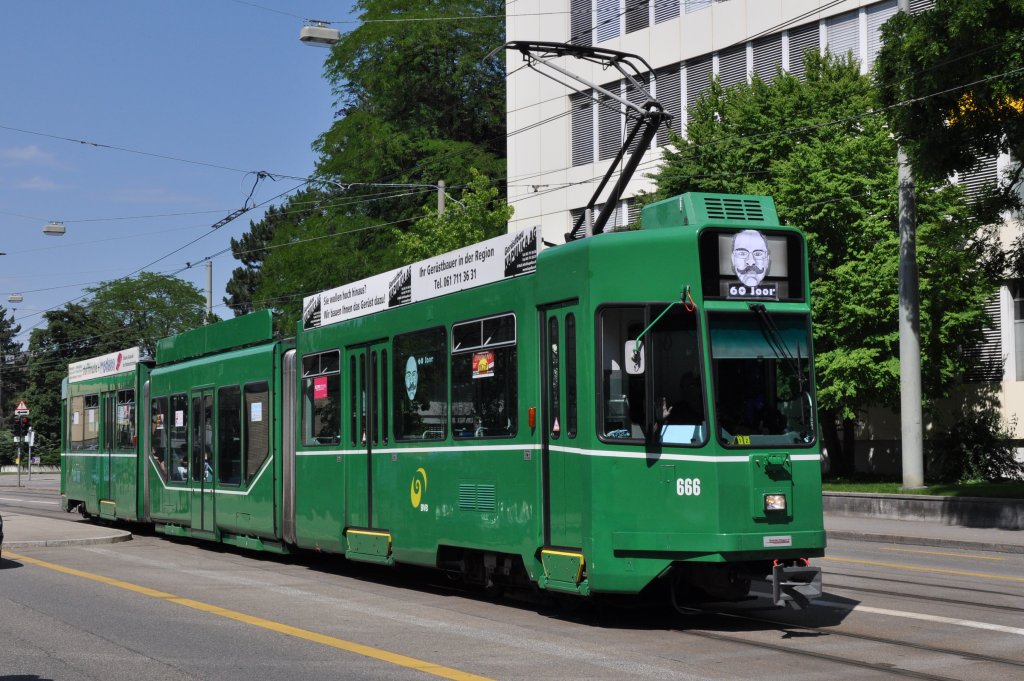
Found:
[764,493,787,512]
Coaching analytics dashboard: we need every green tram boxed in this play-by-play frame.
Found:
[62,192,825,608]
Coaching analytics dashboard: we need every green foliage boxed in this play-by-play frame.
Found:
[652,52,999,472]
[85,272,210,358]
[25,273,208,451]
[394,170,513,262]
[0,305,26,427]
[227,0,510,335]
[928,388,1024,483]
[323,0,506,157]
[0,430,16,466]
[875,0,1024,193]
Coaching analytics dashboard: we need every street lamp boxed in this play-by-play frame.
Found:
[42,220,66,236]
[299,21,340,47]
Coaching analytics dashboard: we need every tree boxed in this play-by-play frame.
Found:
[85,272,210,358]
[874,0,1024,198]
[224,190,326,316]
[25,274,208,452]
[225,0,510,331]
[393,169,513,263]
[652,52,999,475]
[0,305,25,430]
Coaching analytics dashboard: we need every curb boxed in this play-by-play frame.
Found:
[826,529,1024,555]
[5,531,133,549]
[823,492,1024,531]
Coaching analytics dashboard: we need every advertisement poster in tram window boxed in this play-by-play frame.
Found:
[313,376,328,400]
[471,351,495,379]
[302,228,540,330]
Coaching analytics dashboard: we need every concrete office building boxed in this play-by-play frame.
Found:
[505,0,1024,470]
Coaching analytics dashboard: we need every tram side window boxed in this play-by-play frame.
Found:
[169,393,189,482]
[302,350,341,446]
[245,381,270,483]
[150,396,169,480]
[83,394,99,449]
[451,314,517,439]
[394,327,448,441]
[69,395,91,451]
[116,389,136,452]
[599,305,705,445]
[218,385,242,486]
[600,308,646,440]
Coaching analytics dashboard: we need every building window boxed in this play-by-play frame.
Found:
[655,64,682,146]
[752,34,783,84]
[826,10,860,63]
[571,91,595,166]
[910,0,934,14]
[598,80,623,161]
[569,0,592,46]
[958,154,999,203]
[1013,286,1024,382]
[787,22,820,81]
[596,0,620,43]
[655,0,679,23]
[685,55,713,125]
[625,0,649,34]
[718,44,748,89]
[866,1,898,70]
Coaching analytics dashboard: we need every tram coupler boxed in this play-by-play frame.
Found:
[768,559,821,610]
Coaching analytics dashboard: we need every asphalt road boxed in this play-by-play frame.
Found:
[3,480,1024,680]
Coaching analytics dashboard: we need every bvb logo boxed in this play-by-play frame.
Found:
[410,467,428,508]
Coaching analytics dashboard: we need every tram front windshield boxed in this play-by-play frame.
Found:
[709,311,815,447]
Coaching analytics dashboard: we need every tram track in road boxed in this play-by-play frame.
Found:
[823,579,1024,615]
[672,605,1024,680]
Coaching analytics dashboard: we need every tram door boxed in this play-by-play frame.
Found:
[346,341,389,530]
[540,303,581,550]
[101,391,116,504]
[189,388,215,532]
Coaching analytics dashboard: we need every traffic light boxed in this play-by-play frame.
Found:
[20,416,29,436]
[12,416,22,437]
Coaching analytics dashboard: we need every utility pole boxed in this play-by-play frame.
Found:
[898,0,924,489]
[437,180,446,216]
[206,260,213,323]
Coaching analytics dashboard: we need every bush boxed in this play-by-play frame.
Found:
[928,391,1024,482]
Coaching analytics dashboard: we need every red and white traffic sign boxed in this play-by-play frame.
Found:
[14,399,29,415]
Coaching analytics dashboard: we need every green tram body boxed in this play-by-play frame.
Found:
[61,192,826,604]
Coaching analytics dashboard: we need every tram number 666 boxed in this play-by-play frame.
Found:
[676,478,701,496]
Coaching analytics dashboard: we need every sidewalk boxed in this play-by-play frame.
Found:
[824,512,1024,554]
[1,473,132,549]
[2,511,132,549]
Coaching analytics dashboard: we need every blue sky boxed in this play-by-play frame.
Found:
[0,1,357,347]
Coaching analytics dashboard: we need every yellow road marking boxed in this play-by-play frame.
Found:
[6,551,494,681]
[878,547,1005,561]
[821,556,1024,583]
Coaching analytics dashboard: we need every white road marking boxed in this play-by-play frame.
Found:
[817,599,1024,636]
[0,496,59,505]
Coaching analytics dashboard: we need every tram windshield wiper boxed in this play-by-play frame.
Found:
[748,303,813,439]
